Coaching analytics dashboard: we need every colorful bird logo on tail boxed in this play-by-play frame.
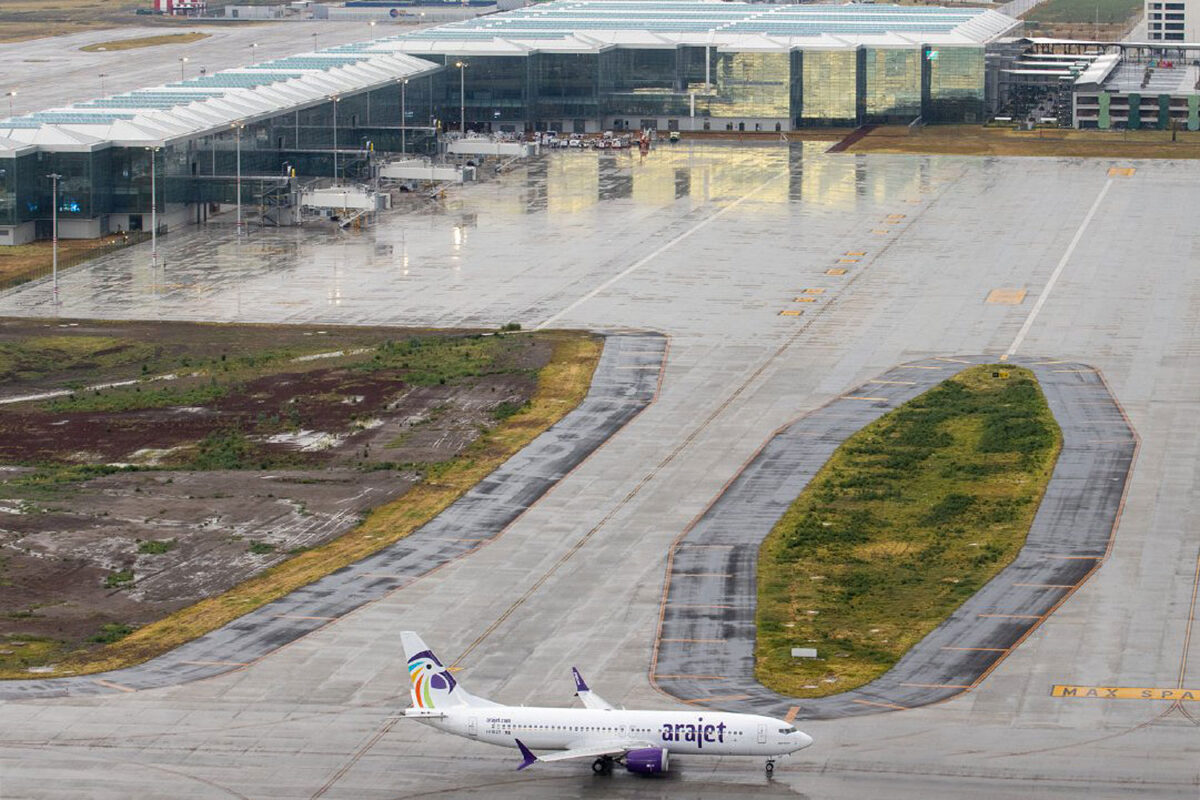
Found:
[408,649,458,709]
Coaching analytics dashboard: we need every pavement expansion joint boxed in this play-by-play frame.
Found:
[652,355,1137,720]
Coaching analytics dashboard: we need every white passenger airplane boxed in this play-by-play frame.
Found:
[399,632,813,776]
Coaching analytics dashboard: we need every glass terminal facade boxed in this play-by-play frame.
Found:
[2,1,1012,244]
[433,46,986,133]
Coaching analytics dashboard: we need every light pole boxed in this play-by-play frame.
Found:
[47,172,61,306]
[5,90,15,117]
[330,94,340,182]
[232,120,244,236]
[455,61,468,133]
[146,146,159,269]
[99,73,107,95]
[311,31,319,51]
[179,56,189,81]
[400,77,408,154]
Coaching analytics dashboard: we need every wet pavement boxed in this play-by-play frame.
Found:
[1,143,1199,798]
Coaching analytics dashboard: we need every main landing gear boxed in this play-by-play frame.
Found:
[765,759,776,778]
[592,756,614,775]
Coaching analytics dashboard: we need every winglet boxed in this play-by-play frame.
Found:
[515,738,537,771]
[571,667,588,694]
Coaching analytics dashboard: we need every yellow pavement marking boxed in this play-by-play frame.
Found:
[838,258,860,263]
[934,357,973,364]
[779,309,803,316]
[852,698,908,711]
[842,395,890,402]
[793,297,816,303]
[1107,167,1136,177]
[803,288,826,295]
[845,251,867,256]
[1053,368,1098,374]
[826,268,848,275]
[784,706,800,723]
[887,214,906,220]
[1052,685,1200,701]
[93,679,135,693]
[872,229,890,234]
[897,365,942,370]
[683,694,752,705]
[986,288,1027,305]
[653,674,729,681]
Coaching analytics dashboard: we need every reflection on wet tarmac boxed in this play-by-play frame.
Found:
[0,142,950,328]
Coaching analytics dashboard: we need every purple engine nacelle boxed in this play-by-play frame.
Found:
[624,747,669,775]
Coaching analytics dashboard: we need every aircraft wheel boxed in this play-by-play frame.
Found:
[592,757,612,775]
[765,759,775,778]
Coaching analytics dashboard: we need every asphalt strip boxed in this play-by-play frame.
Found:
[652,355,1137,720]
[0,332,667,700]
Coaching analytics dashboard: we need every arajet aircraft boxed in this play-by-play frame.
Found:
[399,631,813,776]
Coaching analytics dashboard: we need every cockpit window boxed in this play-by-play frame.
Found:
[778,726,797,734]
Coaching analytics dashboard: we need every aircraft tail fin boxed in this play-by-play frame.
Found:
[401,631,496,710]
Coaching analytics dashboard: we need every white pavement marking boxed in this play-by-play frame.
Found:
[535,170,787,330]
[1004,178,1113,360]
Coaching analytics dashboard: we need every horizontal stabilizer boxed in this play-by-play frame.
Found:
[515,739,537,771]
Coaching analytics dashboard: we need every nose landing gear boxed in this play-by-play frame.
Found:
[592,756,614,775]
[765,759,776,778]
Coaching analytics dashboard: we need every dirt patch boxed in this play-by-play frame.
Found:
[0,318,580,672]
[845,124,1200,159]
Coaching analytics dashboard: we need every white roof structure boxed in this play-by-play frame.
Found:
[0,49,440,155]
[373,0,1021,56]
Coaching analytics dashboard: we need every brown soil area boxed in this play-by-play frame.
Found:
[843,124,1200,159]
[0,318,565,670]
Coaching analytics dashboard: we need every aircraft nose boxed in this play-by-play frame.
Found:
[793,731,814,750]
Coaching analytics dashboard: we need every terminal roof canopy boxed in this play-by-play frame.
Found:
[0,49,440,154]
[386,0,1020,54]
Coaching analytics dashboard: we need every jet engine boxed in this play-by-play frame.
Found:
[624,747,669,774]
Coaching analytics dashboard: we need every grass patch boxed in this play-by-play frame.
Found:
[104,569,134,588]
[1,331,602,679]
[756,365,1061,698]
[1023,0,1140,24]
[80,32,209,51]
[137,539,175,555]
[0,636,67,672]
[847,125,1200,159]
[89,623,134,644]
[45,382,229,413]
[247,541,275,555]
[0,335,154,384]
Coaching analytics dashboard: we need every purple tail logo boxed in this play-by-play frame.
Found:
[408,649,458,709]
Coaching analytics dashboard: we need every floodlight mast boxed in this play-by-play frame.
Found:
[47,172,62,306]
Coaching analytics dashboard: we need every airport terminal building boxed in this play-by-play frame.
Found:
[395,0,1022,133]
[1,0,1026,246]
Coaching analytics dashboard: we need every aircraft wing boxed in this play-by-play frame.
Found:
[515,738,653,770]
[571,667,615,711]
